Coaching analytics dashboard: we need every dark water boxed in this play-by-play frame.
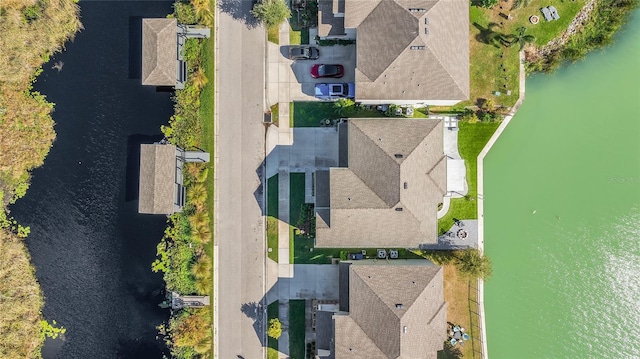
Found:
[10,2,175,358]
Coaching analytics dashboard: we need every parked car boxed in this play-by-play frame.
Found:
[314,83,355,100]
[310,64,344,78]
[288,46,320,60]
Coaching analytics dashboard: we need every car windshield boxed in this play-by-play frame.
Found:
[318,65,339,76]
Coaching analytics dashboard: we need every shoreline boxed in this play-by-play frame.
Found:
[476,50,527,359]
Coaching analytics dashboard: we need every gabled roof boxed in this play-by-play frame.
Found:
[345,0,469,102]
[334,261,447,358]
[142,18,177,86]
[139,144,176,214]
[315,119,446,248]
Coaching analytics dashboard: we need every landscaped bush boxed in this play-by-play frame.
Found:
[315,37,356,46]
[174,1,198,25]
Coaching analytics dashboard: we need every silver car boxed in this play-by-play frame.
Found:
[288,46,320,60]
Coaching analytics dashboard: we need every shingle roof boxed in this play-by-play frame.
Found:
[345,0,469,102]
[334,261,447,358]
[138,144,176,214]
[315,119,446,248]
[142,18,177,86]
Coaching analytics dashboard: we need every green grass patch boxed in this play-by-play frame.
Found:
[288,300,306,359]
[293,239,423,264]
[268,25,279,44]
[289,172,306,227]
[267,300,279,355]
[270,103,279,126]
[267,174,279,262]
[290,27,301,45]
[291,102,394,127]
[437,121,500,233]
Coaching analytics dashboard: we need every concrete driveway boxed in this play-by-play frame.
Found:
[282,264,340,300]
[272,44,356,101]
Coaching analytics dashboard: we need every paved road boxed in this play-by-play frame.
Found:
[214,1,267,358]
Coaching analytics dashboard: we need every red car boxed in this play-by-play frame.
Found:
[310,64,344,78]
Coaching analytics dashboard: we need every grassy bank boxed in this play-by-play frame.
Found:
[0,0,81,356]
[527,0,639,73]
[438,121,500,233]
[155,1,216,357]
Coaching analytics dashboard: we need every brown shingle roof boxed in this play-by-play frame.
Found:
[345,0,469,102]
[138,144,176,214]
[142,18,177,86]
[315,119,446,248]
[334,261,447,358]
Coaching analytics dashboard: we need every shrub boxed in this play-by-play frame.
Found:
[174,2,197,24]
[268,318,283,339]
[453,249,493,280]
[475,0,498,8]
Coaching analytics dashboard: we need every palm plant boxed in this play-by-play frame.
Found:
[191,223,211,244]
[191,257,211,278]
[189,211,209,229]
[187,183,207,209]
[191,0,213,26]
[190,67,208,89]
[195,277,212,294]
[194,335,213,354]
[507,27,536,50]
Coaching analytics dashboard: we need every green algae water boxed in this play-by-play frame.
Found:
[484,10,640,359]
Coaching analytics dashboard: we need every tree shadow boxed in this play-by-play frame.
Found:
[472,22,507,48]
[437,340,463,359]
[217,0,261,29]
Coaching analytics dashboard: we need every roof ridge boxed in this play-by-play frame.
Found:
[425,154,446,194]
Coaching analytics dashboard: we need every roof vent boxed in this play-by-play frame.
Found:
[404,182,408,189]
[403,326,408,333]
[395,304,404,309]
[424,17,429,24]
[409,8,426,12]
[424,28,429,35]
[395,154,403,158]
[395,207,403,212]
[410,45,425,50]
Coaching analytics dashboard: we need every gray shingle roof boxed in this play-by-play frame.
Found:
[345,0,469,102]
[315,119,446,248]
[138,144,176,214]
[333,260,447,358]
[142,18,177,86]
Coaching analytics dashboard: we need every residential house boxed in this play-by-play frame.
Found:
[314,118,446,248]
[315,260,447,358]
[141,18,210,89]
[317,0,469,105]
[138,143,210,215]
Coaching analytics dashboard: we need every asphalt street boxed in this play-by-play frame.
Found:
[214,1,267,358]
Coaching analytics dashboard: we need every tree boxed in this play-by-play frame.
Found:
[172,313,209,348]
[453,249,493,280]
[507,27,536,50]
[251,0,291,29]
[268,318,283,339]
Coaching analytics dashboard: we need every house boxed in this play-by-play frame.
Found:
[314,118,446,248]
[141,18,210,89]
[315,260,447,359]
[138,143,210,215]
[317,0,469,105]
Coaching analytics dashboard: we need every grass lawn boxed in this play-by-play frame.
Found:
[289,172,306,263]
[270,103,279,126]
[288,300,306,359]
[267,174,279,262]
[267,301,279,359]
[268,25,279,44]
[291,102,401,127]
[467,0,585,108]
[289,11,309,45]
[437,121,500,233]
[438,265,479,359]
[200,5,216,355]
[293,237,423,264]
